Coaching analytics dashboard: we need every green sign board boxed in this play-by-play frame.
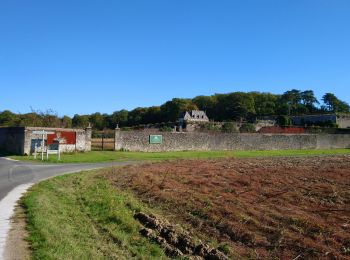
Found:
[149,135,163,144]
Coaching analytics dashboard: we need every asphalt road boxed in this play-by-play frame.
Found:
[0,157,133,202]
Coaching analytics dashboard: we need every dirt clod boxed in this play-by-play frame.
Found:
[134,212,162,230]
[135,212,228,259]
[139,227,153,238]
[177,234,196,254]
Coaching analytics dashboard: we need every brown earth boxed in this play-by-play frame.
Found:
[103,155,350,259]
[5,204,30,260]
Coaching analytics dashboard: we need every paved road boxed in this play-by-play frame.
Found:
[0,157,132,201]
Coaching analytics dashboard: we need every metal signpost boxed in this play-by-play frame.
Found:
[32,130,55,160]
[149,135,163,144]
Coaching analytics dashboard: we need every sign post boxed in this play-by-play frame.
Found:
[32,130,55,161]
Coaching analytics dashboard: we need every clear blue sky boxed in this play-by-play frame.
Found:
[1,0,349,116]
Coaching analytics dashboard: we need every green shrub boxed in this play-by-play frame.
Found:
[239,123,256,133]
[222,122,239,133]
[159,126,173,132]
[276,115,292,126]
[200,122,221,131]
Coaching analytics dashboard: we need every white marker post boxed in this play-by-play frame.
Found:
[41,132,44,160]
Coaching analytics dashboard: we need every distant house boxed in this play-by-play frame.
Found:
[178,110,209,131]
[291,113,350,128]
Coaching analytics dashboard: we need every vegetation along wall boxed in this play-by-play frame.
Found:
[115,130,350,152]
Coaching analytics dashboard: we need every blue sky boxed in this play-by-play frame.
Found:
[0,0,349,116]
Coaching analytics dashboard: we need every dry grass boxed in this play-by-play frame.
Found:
[104,156,350,259]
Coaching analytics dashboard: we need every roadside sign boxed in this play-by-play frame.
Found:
[46,149,61,161]
[32,130,55,161]
[149,135,163,144]
[32,130,55,135]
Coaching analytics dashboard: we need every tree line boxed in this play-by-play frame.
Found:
[1,90,349,130]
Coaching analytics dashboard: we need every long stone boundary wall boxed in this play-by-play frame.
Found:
[115,130,350,152]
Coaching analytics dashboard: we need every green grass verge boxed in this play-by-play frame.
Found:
[21,170,168,260]
[10,149,350,163]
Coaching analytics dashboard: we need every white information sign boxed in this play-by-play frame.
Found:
[32,130,55,135]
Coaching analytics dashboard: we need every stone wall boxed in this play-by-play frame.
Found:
[290,114,350,129]
[291,114,337,126]
[115,130,350,152]
[0,127,25,154]
[23,127,92,155]
[337,115,350,129]
[0,126,92,155]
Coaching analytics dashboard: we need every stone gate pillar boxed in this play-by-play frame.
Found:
[114,126,121,151]
[85,125,92,151]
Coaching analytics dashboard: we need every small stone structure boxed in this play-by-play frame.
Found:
[0,126,92,155]
[254,119,276,131]
[291,113,350,128]
[115,129,350,152]
[178,110,209,132]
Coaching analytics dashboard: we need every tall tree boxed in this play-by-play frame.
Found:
[216,92,255,121]
[89,112,106,130]
[192,95,216,119]
[72,114,90,128]
[18,113,43,127]
[0,110,18,126]
[250,92,277,116]
[280,89,302,115]
[322,93,350,113]
[128,107,148,125]
[61,116,72,128]
[109,110,129,128]
[301,90,319,113]
[143,106,162,124]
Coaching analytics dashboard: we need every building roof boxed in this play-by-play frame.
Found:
[189,110,207,117]
[180,110,209,121]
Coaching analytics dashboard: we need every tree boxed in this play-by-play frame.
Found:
[128,107,148,125]
[160,98,198,122]
[72,114,90,128]
[143,106,162,124]
[276,115,292,126]
[109,110,129,128]
[18,112,43,127]
[300,90,319,113]
[39,109,61,127]
[239,123,256,133]
[221,122,238,133]
[216,92,255,121]
[0,110,18,126]
[61,116,72,128]
[192,95,216,119]
[250,92,277,116]
[89,112,106,130]
[280,89,302,115]
[322,93,350,113]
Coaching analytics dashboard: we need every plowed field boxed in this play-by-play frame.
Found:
[105,155,350,259]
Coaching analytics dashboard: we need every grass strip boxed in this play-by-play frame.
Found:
[10,149,350,164]
[21,170,168,260]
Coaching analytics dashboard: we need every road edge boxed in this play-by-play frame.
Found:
[0,183,33,259]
